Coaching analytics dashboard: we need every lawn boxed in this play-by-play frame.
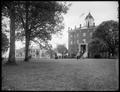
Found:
[2,59,119,91]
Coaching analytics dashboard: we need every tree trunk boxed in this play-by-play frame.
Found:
[108,51,111,59]
[24,1,30,62]
[6,3,16,65]
[50,50,52,58]
[24,36,30,62]
[111,49,115,58]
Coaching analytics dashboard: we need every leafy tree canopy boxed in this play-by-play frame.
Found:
[92,20,119,48]
[56,44,68,55]
[15,1,71,43]
[90,20,119,57]
[2,32,9,54]
[88,38,108,54]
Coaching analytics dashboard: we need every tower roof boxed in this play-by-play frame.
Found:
[85,12,94,20]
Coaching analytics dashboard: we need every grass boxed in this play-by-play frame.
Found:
[2,58,119,91]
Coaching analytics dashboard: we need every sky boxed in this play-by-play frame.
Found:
[3,1,118,51]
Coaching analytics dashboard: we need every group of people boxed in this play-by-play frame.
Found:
[76,51,83,59]
[54,50,87,59]
[76,50,87,60]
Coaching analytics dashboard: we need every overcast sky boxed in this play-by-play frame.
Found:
[49,1,118,49]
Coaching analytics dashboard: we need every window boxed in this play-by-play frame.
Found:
[77,40,79,44]
[83,33,86,37]
[33,49,35,52]
[71,41,73,45]
[109,29,112,31]
[36,51,39,56]
[90,32,92,36]
[77,34,79,37]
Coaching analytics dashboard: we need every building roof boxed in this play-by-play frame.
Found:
[69,26,97,32]
[85,12,94,20]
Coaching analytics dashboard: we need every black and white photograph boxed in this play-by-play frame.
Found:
[2,1,119,91]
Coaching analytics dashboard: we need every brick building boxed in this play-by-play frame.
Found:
[68,12,97,57]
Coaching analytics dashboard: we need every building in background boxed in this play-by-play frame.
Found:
[15,47,50,59]
[68,12,97,57]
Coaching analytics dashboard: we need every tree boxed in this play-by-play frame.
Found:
[92,20,119,58]
[47,49,56,58]
[2,16,9,54]
[56,44,68,58]
[14,1,71,61]
[88,38,108,58]
[2,1,16,64]
[2,33,9,54]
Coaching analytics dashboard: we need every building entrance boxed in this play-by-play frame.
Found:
[81,44,86,53]
[78,43,88,58]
